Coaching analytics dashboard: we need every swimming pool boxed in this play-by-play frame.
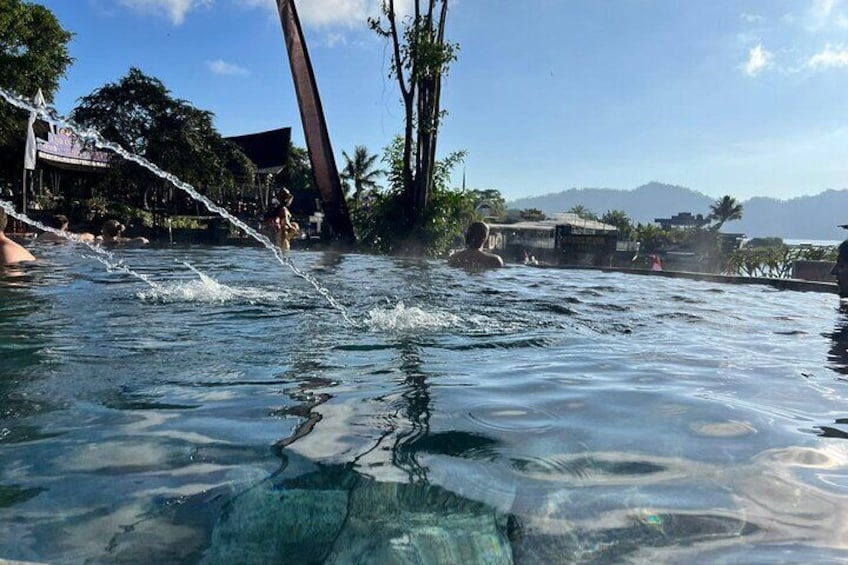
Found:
[1,244,847,563]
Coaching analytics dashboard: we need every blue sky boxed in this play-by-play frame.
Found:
[29,0,848,202]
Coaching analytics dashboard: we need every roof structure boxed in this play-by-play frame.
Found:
[490,214,617,233]
[226,127,291,173]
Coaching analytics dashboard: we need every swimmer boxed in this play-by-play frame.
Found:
[0,208,36,265]
[97,219,149,246]
[37,214,95,243]
[447,221,504,269]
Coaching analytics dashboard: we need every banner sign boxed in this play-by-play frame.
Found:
[37,128,111,168]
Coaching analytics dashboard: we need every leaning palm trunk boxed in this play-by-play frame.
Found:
[276,0,355,244]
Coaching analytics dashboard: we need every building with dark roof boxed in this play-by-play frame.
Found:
[226,127,291,176]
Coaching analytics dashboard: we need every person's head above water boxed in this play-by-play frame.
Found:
[832,240,848,298]
[101,219,124,239]
[46,214,69,231]
[447,221,504,269]
[465,221,490,250]
[99,219,148,246]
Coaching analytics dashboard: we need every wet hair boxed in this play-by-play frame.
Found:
[465,221,490,248]
[101,219,124,238]
[0,209,7,232]
[45,214,69,230]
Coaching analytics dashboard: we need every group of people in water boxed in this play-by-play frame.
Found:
[0,208,149,265]
[5,204,848,300]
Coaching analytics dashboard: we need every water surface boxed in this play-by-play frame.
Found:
[1,244,847,563]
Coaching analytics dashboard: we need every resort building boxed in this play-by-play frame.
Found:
[654,211,709,230]
[488,213,618,265]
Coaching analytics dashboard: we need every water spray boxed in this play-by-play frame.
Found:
[0,199,167,291]
[0,88,359,327]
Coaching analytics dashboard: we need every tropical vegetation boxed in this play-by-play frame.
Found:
[368,0,459,245]
[341,145,383,205]
[0,0,73,181]
[70,67,255,219]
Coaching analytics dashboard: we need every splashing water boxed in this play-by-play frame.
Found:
[365,302,466,332]
[0,87,358,327]
[0,199,167,291]
[137,261,294,304]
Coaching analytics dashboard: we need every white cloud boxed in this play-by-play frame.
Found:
[234,0,414,28]
[740,13,764,23]
[743,44,773,76]
[118,0,211,25]
[206,59,251,76]
[805,0,848,30]
[807,43,848,69]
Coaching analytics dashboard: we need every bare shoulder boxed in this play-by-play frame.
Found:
[0,239,36,264]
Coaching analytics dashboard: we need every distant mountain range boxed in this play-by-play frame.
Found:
[507,182,848,241]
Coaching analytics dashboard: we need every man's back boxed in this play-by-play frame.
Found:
[0,235,36,265]
[447,248,504,269]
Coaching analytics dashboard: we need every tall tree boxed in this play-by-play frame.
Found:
[709,195,743,230]
[0,0,73,174]
[470,188,506,220]
[340,145,383,204]
[369,0,458,236]
[71,68,254,211]
[567,205,598,221]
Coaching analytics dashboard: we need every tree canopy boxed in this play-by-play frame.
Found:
[0,0,73,172]
[341,145,383,204]
[369,0,459,241]
[71,68,255,211]
[709,195,743,229]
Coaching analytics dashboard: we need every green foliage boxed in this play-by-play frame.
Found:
[107,203,153,228]
[567,205,598,220]
[745,237,783,248]
[352,136,471,256]
[284,142,314,194]
[632,223,670,252]
[519,208,547,222]
[709,195,743,229]
[71,68,255,211]
[469,188,506,220]
[368,1,459,235]
[166,215,204,229]
[726,245,837,278]
[340,145,383,204]
[0,0,73,178]
[600,209,633,239]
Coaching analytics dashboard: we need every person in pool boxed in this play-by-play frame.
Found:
[97,219,149,246]
[831,239,848,298]
[37,214,95,243]
[447,221,504,269]
[262,189,299,251]
[0,208,36,265]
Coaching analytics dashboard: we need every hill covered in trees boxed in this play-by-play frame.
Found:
[508,182,848,241]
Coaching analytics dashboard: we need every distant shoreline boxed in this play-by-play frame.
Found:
[782,239,841,247]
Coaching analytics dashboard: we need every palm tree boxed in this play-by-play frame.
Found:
[567,205,598,221]
[340,145,383,204]
[601,209,633,239]
[709,195,743,229]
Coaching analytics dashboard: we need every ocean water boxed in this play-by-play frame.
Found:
[1,243,847,564]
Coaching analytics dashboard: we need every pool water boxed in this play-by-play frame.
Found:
[1,243,847,563]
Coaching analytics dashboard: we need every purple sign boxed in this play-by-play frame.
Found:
[37,127,111,168]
